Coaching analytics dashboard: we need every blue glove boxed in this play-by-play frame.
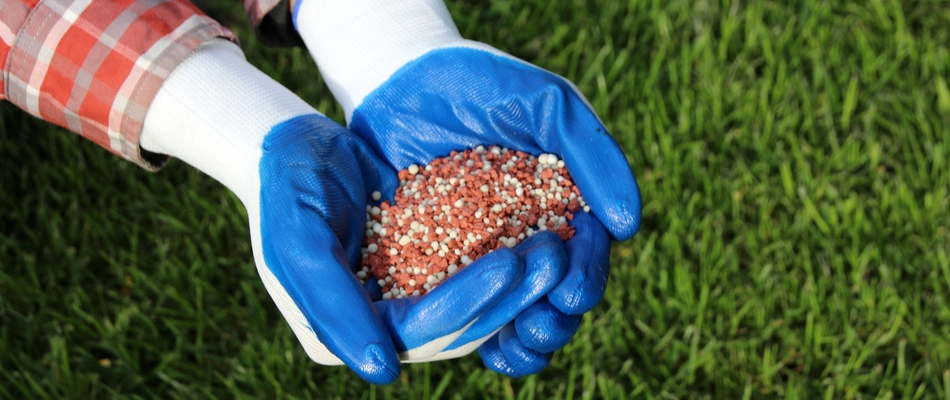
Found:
[294,0,641,376]
[348,48,637,375]
[258,115,530,379]
[257,115,400,382]
[138,41,537,384]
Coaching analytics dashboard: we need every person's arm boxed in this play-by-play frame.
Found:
[1,0,535,383]
[0,0,235,170]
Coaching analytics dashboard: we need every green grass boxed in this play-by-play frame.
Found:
[2,0,950,398]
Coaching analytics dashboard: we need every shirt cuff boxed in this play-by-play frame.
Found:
[2,0,237,170]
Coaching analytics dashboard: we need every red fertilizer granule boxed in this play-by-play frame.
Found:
[357,145,589,299]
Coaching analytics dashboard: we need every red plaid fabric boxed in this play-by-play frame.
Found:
[1,0,236,169]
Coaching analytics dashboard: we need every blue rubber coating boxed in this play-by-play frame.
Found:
[547,212,612,315]
[374,248,523,352]
[363,277,383,301]
[445,231,568,350]
[258,114,400,384]
[477,324,552,378]
[514,298,582,353]
[349,47,642,241]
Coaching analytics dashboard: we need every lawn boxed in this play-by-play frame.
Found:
[2,0,950,398]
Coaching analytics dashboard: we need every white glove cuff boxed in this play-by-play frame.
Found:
[140,40,315,203]
[294,0,502,122]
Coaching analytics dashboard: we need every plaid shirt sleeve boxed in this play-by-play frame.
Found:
[1,0,236,170]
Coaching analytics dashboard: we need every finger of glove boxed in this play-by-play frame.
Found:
[259,214,399,384]
[446,231,568,350]
[477,324,552,378]
[514,298,582,354]
[547,212,612,315]
[373,248,523,357]
[259,119,399,384]
[542,83,641,242]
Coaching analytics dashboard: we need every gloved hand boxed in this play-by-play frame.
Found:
[293,0,642,376]
[139,40,542,384]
